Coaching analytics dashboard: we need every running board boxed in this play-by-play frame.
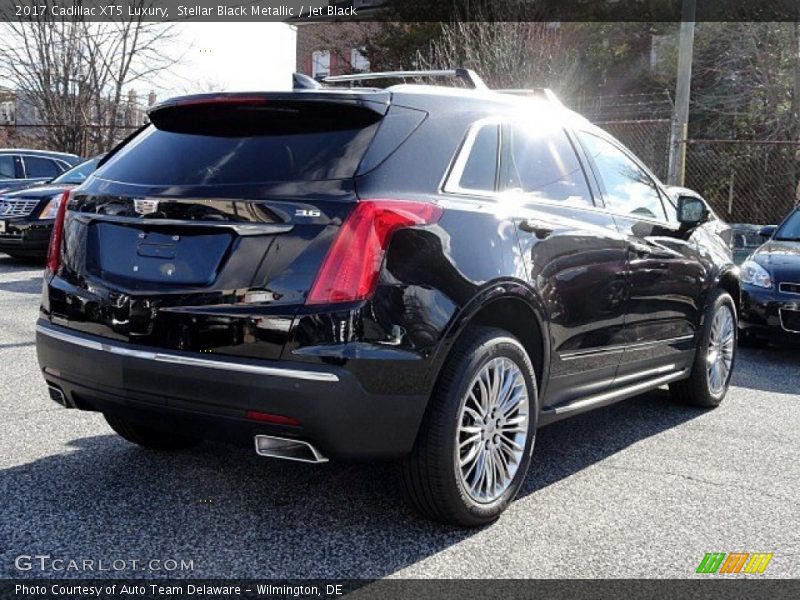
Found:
[539,368,690,426]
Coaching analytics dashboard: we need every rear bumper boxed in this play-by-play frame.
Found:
[740,285,800,343]
[36,320,429,460]
[0,218,52,256]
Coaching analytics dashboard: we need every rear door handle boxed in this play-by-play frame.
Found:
[519,219,554,239]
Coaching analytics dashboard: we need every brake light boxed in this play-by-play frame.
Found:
[306,200,443,305]
[46,190,70,273]
[174,95,266,107]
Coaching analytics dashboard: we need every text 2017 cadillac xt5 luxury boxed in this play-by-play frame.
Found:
[36,73,739,526]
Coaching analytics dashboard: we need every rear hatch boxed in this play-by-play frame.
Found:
[44,91,423,360]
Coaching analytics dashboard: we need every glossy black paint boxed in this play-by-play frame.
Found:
[740,231,800,343]
[0,158,100,257]
[37,88,737,459]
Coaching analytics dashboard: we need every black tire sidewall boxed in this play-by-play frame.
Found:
[700,291,737,402]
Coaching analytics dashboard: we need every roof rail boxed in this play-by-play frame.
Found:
[495,88,563,106]
[323,69,488,90]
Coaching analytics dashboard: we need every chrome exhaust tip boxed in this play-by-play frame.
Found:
[254,435,328,464]
[47,384,74,408]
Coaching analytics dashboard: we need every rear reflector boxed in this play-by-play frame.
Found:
[245,410,301,427]
[46,190,70,273]
[306,199,443,305]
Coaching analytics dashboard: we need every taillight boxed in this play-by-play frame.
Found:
[306,199,443,305]
[46,190,70,273]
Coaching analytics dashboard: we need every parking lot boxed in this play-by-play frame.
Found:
[0,254,798,579]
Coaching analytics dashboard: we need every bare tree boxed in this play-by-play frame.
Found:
[0,1,181,155]
[417,21,583,94]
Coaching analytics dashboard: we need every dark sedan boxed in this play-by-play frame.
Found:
[0,157,99,259]
[739,207,800,346]
[0,149,82,194]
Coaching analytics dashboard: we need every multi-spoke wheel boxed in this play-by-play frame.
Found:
[706,304,735,396]
[670,289,737,408]
[401,326,538,527]
[457,358,529,504]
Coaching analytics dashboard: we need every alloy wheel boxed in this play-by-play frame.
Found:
[706,304,735,395]
[455,357,530,504]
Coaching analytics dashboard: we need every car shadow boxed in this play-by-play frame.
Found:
[732,346,800,395]
[0,254,44,270]
[1,390,703,579]
[0,275,42,295]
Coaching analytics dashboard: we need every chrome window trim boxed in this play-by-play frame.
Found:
[36,323,340,382]
[560,334,695,360]
[442,117,502,197]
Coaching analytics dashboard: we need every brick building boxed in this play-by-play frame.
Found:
[295,21,378,79]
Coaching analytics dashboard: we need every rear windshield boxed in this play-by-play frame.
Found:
[95,104,381,186]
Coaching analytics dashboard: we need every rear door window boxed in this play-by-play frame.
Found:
[24,156,60,178]
[0,155,14,179]
[501,122,594,206]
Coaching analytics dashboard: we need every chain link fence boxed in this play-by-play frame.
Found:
[571,92,798,225]
[684,140,799,225]
[596,119,671,182]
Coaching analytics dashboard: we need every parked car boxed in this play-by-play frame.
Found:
[35,71,739,526]
[0,157,100,259]
[739,208,800,346]
[730,223,769,265]
[0,149,82,194]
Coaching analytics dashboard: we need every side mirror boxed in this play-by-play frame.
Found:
[677,195,709,227]
[759,225,777,239]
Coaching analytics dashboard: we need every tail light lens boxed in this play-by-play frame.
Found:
[46,190,70,273]
[306,199,443,305]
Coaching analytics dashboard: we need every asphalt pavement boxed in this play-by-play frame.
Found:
[1,254,798,579]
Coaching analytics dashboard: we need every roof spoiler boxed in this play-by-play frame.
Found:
[323,69,488,90]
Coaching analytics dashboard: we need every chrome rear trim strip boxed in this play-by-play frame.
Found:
[36,323,340,382]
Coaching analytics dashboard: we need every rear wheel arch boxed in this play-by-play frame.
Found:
[427,284,550,399]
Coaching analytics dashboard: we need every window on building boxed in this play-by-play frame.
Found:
[312,50,331,79]
[351,48,370,72]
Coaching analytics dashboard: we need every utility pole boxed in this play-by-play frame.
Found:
[667,0,696,186]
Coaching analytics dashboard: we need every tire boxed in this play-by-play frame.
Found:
[104,413,201,451]
[401,326,538,527]
[670,289,737,408]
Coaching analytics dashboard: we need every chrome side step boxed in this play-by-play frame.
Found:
[254,435,328,464]
[540,368,690,426]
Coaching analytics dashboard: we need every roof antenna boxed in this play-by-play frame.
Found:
[293,73,322,90]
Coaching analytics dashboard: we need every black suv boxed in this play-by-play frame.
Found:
[36,71,739,526]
